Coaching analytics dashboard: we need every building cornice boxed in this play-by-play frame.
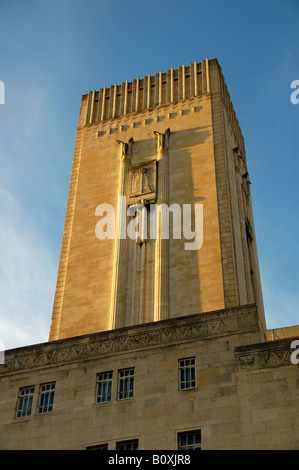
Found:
[235,337,299,371]
[0,305,263,375]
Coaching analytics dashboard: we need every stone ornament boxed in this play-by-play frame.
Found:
[128,162,157,204]
[0,306,262,374]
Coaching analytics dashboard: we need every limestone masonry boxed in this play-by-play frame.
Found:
[0,58,298,450]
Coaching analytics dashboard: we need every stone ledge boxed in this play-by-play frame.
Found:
[1,304,262,375]
[235,336,299,371]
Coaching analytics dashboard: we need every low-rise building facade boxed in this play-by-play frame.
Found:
[0,304,298,449]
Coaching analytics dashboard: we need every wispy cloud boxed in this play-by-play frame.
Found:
[0,62,69,352]
[0,185,57,350]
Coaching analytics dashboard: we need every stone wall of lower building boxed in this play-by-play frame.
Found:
[235,338,299,449]
[0,305,298,450]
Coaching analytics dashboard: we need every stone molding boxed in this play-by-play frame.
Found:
[235,337,299,371]
[1,305,261,375]
[128,161,157,204]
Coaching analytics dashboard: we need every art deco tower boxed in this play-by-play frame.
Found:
[49,58,265,341]
[3,58,298,452]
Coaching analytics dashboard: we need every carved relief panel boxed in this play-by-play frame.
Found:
[128,161,157,204]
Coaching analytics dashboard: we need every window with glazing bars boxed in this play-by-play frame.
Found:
[16,386,35,418]
[96,372,113,403]
[116,439,139,450]
[178,430,201,450]
[37,382,55,414]
[86,443,109,450]
[118,368,134,399]
[179,358,196,390]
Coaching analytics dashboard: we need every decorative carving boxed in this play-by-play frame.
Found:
[0,306,264,374]
[128,162,157,204]
[190,322,208,337]
[101,340,115,353]
[239,313,258,331]
[117,140,127,160]
[153,128,170,150]
[145,331,160,345]
[160,328,176,343]
[115,336,130,351]
[117,137,133,161]
[258,349,290,369]
[236,355,255,370]
[208,319,227,335]
[235,343,295,371]
[130,334,146,348]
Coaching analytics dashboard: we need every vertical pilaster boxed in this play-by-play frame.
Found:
[124,81,128,115]
[143,76,147,109]
[202,58,210,94]
[190,63,194,97]
[155,73,159,106]
[132,79,137,113]
[153,128,170,322]
[129,204,147,326]
[147,74,151,108]
[89,89,95,123]
[85,91,92,125]
[135,77,140,112]
[178,66,182,100]
[97,88,103,121]
[206,58,210,93]
[159,71,163,105]
[166,69,170,103]
[170,68,174,102]
[101,87,106,121]
[112,84,117,118]
[194,61,198,96]
[109,138,133,330]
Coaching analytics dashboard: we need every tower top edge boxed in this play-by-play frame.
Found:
[82,57,219,98]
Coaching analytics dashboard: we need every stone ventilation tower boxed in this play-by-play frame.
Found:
[49,58,265,342]
[2,58,299,452]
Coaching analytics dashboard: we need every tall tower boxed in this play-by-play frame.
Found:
[49,58,265,342]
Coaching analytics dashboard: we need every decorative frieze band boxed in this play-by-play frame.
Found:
[235,338,298,371]
[1,305,261,375]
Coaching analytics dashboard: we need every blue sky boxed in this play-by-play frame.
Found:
[0,0,298,350]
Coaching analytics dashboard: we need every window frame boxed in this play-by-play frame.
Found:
[116,439,139,450]
[118,367,135,400]
[178,357,197,390]
[37,382,56,415]
[96,371,113,404]
[16,386,35,419]
[86,443,109,450]
[178,430,201,450]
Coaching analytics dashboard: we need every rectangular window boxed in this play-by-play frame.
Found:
[96,372,113,403]
[118,368,134,400]
[86,444,108,450]
[178,430,201,450]
[37,382,55,414]
[16,386,35,418]
[116,439,139,450]
[179,358,196,390]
